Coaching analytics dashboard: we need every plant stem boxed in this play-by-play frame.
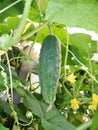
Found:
[75,72,87,98]
[0,0,22,14]
[62,43,98,84]
[6,52,13,101]
[76,119,92,130]
[64,27,69,77]
[20,21,49,40]
[68,49,98,84]
[62,81,72,97]
[61,28,72,97]
[3,0,32,50]
[5,52,20,129]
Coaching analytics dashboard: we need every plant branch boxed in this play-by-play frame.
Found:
[6,52,13,101]
[62,81,72,97]
[0,0,22,14]
[2,0,32,50]
[20,21,49,40]
[64,27,69,77]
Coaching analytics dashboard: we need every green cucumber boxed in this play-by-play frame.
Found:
[39,35,61,105]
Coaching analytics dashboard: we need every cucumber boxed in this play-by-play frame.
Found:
[39,35,61,105]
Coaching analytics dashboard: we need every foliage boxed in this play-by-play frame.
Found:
[0,0,98,130]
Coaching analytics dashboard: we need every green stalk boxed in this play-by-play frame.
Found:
[20,21,49,40]
[61,27,72,96]
[75,72,87,98]
[76,119,92,130]
[64,27,69,77]
[2,0,32,50]
[68,49,98,84]
[6,52,13,101]
[0,0,22,14]
[6,52,20,129]
[62,81,72,97]
[62,43,98,84]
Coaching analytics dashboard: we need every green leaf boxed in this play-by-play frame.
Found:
[37,26,50,43]
[0,0,23,22]
[28,1,41,22]
[67,33,97,66]
[0,124,9,130]
[36,0,48,14]
[14,103,28,122]
[17,89,76,130]
[90,107,98,130]
[41,105,75,130]
[6,16,20,30]
[46,0,98,33]
[0,24,10,35]
[16,88,44,118]
[0,99,11,114]
[37,25,66,44]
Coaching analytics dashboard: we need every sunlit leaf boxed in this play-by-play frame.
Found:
[0,124,9,130]
[67,33,97,66]
[46,0,98,33]
[6,16,20,30]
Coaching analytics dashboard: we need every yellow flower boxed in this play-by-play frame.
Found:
[88,104,97,110]
[92,93,98,104]
[88,93,98,110]
[1,117,7,125]
[66,73,76,83]
[70,98,80,110]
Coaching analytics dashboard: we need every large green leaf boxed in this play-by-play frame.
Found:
[16,89,44,118]
[45,0,98,33]
[0,124,9,130]
[41,105,75,130]
[67,33,97,66]
[17,89,76,130]
[0,0,23,22]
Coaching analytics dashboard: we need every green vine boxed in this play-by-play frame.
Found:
[62,43,98,85]
[1,0,33,50]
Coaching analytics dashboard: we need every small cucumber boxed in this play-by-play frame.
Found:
[39,35,61,105]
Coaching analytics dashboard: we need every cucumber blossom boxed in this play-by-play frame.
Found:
[39,35,61,105]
